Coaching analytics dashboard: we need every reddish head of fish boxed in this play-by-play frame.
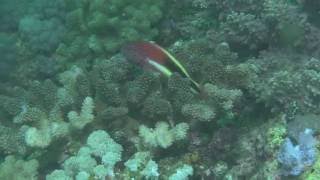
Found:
[121,41,168,69]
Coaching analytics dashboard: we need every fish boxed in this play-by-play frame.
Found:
[121,41,200,93]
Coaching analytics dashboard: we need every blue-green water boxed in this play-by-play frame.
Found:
[0,0,320,179]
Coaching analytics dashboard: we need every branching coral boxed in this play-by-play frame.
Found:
[124,151,159,179]
[0,155,39,180]
[22,96,94,148]
[46,130,123,179]
[168,164,194,180]
[139,121,189,148]
[181,103,215,122]
[0,125,26,154]
[68,96,94,129]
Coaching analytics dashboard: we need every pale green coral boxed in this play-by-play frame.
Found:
[46,130,123,179]
[57,65,84,106]
[24,113,69,148]
[23,96,93,148]
[141,160,159,179]
[46,170,72,180]
[168,164,193,180]
[0,155,39,180]
[139,121,189,148]
[58,65,83,92]
[68,96,95,129]
[124,151,159,179]
[125,152,150,172]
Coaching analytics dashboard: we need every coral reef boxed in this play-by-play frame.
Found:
[1,0,320,179]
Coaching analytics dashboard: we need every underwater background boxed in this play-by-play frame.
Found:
[1,0,320,179]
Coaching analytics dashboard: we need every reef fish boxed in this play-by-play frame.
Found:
[122,41,200,93]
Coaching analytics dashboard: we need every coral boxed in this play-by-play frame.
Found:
[27,79,58,111]
[181,103,215,122]
[3,0,320,178]
[47,130,123,179]
[208,127,237,160]
[0,95,23,117]
[223,63,257,88]
[139,121,189,148]
[212,161,228,178]
[214,121,282,178]
[15,0,67,61]
[263,0,307,49]
[13,107,46,124]
[30,0,67,20]
[62,147,98,177]
[278,129,317,176]
[0,125,26,154]
[87,130,122,156]
[24,120,69,148]
[124,151,159,179]
[167,73,195,111]
[61,0,164,55]
[92,56,132,106]
[220,11,269,50]
[142,92,173,121]
[86,130,123,176]
[125,152,150,172]
[287,114,320,140]
[204,83,242,104]
[126,72,160,106]
[140,160,159,179]
[96,81,123,106]
[59,66,83,88]
[210,0,264,15]
[75,73,92,97]
[0,155,39,180]
[267,123,287,149]
[251,53,320,114]
[96,55,132,83]
[68,96,95,129]
[302,151,320,180]
[18,15,65,53]
[98,106,128,121]
[168,164,193,180]
[23,97,94,148]
[250,160,280,180]
[203,83,243,123]
[56,87,74,108]
[46,170,72,180]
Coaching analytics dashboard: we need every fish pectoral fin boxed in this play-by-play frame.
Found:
[147,59,173,77]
